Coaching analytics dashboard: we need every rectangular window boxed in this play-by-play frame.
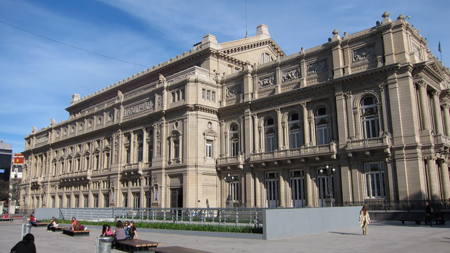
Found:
[103,193,109,207]
[231,180,241,201]
[363,115,379,139]
[316,125,329,145]
[207,90,210,101]
[365,162,385,199]
[265,133,275,152]
[126,148,130,164]
[93,194,99,207]
[174,140,180,159]
[212,92,215,102]
[181,89,185,100]
[95,155,99,170]
[172,92,176,102]
[123,193,128,208]
[83,194,88,207]
[231,139,239,157]
[74,195,79,208]
[133,193,140,208]
[202,89,205,100]
[206,140,213,158]
[105,153,110,169]
[85,157,90,170]
[289,129,301,149]
[146,191,152,208]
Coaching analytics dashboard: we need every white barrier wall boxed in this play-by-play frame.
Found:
[263,206,362,240]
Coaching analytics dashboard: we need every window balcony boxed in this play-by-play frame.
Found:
[346,135,391,152]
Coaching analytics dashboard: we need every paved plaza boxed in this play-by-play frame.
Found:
[1,220,449,252]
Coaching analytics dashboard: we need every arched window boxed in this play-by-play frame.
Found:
[289,113,302,148]
[260,53,272,64]
[315,107,330,145]
[361,96,379,139]
[230,124,239,157]
[265,118,276,152]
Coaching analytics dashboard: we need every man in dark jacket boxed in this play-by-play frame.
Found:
[11,233,36,253]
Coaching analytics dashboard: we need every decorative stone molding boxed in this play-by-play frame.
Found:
[124,100,154,117]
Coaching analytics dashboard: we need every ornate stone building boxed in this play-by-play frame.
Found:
[21,12,450,210]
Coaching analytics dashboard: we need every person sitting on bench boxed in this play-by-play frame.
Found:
[101,224,113,236]
[29,214,38,227]
[47,217,59,230]
[113,220,127,248]
[70,217,77,231]
[128,221,139,239]
[74,221,85,231]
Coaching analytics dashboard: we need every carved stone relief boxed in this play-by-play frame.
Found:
[226,85,241,97]
[259,75,274,87]
[282,69,300,82]
[307,60,327,74]
[352,46,375,62]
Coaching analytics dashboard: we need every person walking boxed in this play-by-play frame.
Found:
[359,205,371,235]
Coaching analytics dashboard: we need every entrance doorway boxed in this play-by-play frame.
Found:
[290,170,305,207]
[170,188,183,208]
[265,172,279,208]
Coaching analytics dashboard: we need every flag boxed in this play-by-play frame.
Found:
[13,154,24,164]
[439,42,441,52]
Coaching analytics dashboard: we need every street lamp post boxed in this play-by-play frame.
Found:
[325,165,335,207]
[224,174,234,208]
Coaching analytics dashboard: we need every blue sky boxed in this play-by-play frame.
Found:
[1,0,449,154]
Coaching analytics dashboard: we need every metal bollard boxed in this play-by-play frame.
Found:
[96,236,113,253]
[21,223,32,239]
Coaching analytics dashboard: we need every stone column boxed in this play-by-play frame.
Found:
[276,108,283,150]
[253,115,259,153]
[301,103,310,146]
[129,132,135,163]
[353,108,361,139]
[385,158,396,202]
[418,82,431,130]
[432,91,443,134]
[278,167,286,207]
[427,158,440,200]
[442,103,450,136]
[345,92,355,139]
[379,84,390,134]
[439,160,450,200]
[305,167,313,207]
[142,128,148,163]
[255,171,261,207]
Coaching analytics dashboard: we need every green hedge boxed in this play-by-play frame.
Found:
[53,220,263,234]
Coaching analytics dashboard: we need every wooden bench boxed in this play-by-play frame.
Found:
[35,222,48,227]
[62,229,91,236]
[115,239,161,253]
[0,218,13,222]
[154,246,210,253]
[49,226,69,232]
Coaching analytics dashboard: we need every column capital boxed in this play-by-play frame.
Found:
[416,80,427,89]
[432,90,441,97]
